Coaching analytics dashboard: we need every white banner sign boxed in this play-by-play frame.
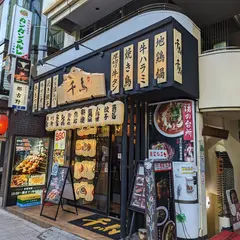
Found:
[8,5,32,58]
[54,130,66,150]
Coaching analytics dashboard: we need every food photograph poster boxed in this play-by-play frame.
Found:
[148,100,196,164]
[10,137,49,190]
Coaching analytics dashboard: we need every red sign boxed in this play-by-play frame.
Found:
[55,131,66,141]
[183,102,194,141]
[149,149,168,160]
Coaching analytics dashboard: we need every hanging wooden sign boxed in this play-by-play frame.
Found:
[154,32,167,83]
[58,67,106,105]
[111,50,120,94]
[38,80,45,111]
[32,82,39,112]
[173,29,182,84]
[52,75,58,108]
[123,44,134,91]
[75,139,97,157]
[138,39,149,88]
[45,77,52,109]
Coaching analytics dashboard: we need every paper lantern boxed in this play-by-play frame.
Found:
[104,102,113,125]
[0,115,8,135]
[59,111,68,130]
[73,108,81,129]
[95,104,105,126]
[45,114,51,131]
[79,107,88,127]
[85,183,94,202]
[112,100,124,125]
[77,127,97,136]
[55,112,61,130]
[65,110,74,129]
[75,139,97,157]
[49,113,56,131]
[87,106,97,127]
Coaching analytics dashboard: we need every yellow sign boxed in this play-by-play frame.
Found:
[32,82,39,112]
[110,50,120,94]
[123,44,134,91]
[58,67,106,105]
[51,75,58,108]
[173,29,182,84]
[138,39,149,88]
[154,32,167,83]
[45,77,52,109]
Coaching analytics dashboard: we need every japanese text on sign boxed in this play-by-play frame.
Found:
[149,150,168,160]
[123,44,134,91]
[173,29,182,84]
[154,162,172,172]
[45,78,52,109]
[51,75,58,108]
[32,82,39,112]
[183,102,194,140]
[154,32,167,83]
[11,83,28,110]
[38,80,45,111]
[138,39,149,88]
[111,50,120,94]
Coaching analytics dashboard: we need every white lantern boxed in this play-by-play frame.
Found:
[95,104,105,126]
[80,107,88,127]
[65,110,75,130]
[73,108,81,129]
[55,112,61,130]
[60,111,68,130]
[87,106,97,127]
[104,102,113,125]
[112,100,124,125]
[49,113,56,131]
[45,114,51,131]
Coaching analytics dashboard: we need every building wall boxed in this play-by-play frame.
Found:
[204,115,240,236]
[0,110,49,206]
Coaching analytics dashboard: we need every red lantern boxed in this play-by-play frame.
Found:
[0,115,9,135]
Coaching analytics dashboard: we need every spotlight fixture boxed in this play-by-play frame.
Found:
[74,41,80,51]
[74,41,104,58]
[37,60,58,68]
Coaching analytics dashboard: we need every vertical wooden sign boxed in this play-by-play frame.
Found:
[32,82,39,112]
[52,75,58,108]
[173,29,182,84]
[38,80,45,111]
[154,32,167,83]
[45,77,52,109]
[111,50,120,94]
[123,44,134,91]
[138,39,149,88]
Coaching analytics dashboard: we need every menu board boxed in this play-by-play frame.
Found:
[149,100,195,164]
[129,162,146,213]
[10,137,49,192]
[45,166,68,204]
[53,130,66,166]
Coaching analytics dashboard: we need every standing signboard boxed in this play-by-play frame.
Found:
[8,57,31,110]
[8,5,32,59]
[53,130,67,166]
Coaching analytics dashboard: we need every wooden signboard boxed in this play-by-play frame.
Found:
[58,67,106,105]
[40,166,78,221]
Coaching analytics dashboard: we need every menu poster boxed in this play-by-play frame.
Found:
[10,137,49,191]
[154,162,176,240]
[148,100,195,164]
[44,166,68,204]
[53,130,66,166]
[129,161,145,213]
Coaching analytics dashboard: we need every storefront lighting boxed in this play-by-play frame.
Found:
[0,115,9,135]
[74,41,104,58]
[206,196,210,209]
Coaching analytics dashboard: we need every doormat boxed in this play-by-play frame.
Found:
[69,214,120,239]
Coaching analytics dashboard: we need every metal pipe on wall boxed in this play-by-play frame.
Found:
[120,97,128,239]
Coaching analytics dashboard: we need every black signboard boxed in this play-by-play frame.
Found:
[129,161,145,214]
[40,166,78,221]
[14,57,31,85]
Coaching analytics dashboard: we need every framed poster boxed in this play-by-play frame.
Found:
[10,137,50,196]
[129,161,145,213]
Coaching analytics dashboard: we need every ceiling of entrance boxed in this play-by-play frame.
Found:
[172,0,240,25]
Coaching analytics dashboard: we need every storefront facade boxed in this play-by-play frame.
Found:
[5,16,205,239]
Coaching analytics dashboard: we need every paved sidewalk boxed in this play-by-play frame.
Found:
[0,209,84,240]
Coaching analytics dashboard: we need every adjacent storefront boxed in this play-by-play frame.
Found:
[7,17,199,239]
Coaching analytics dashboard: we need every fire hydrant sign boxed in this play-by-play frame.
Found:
[8,5,32,59]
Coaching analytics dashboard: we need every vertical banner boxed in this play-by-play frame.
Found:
[110,50,120,94]
[38,80,45,111]
[45,77,52,109]
[123,44,134,91]
[51,75,58,108]
[138,39,149,88]
[154,32,167,83]
[32,82,39,112]
[53,130,66,166]
[8,5,32,59]
[173,29,182,84]
[8,57,30,111]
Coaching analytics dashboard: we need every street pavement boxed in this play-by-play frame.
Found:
[0,209,84,240]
